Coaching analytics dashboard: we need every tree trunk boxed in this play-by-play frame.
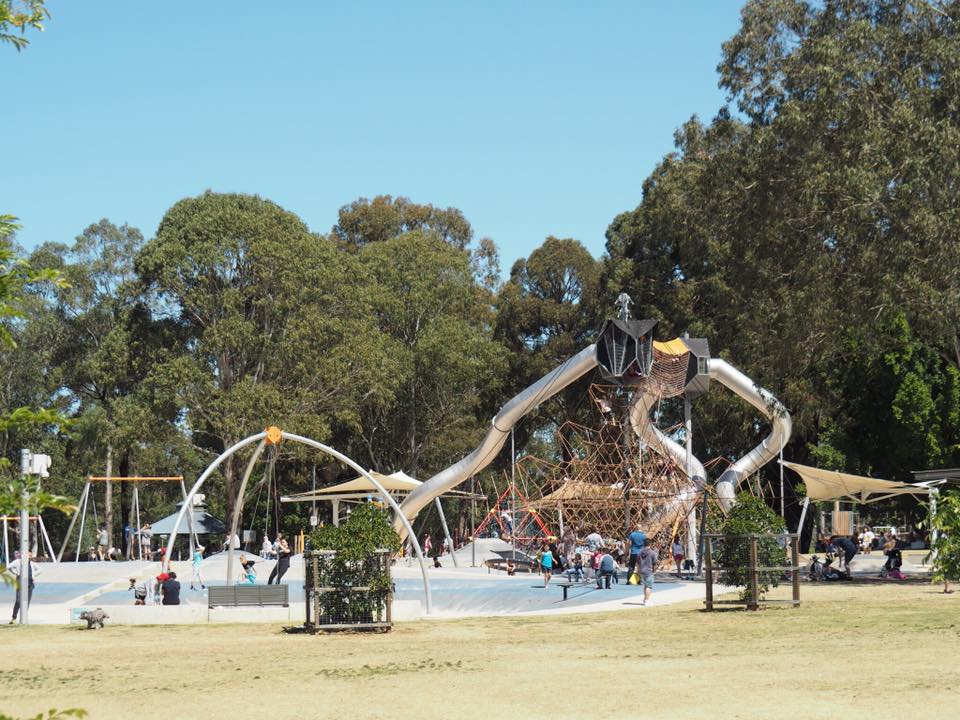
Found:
[104,443,113,552]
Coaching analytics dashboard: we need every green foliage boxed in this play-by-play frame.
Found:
[0,710,86,720]
[929,492,960,584]
[307,503,401,625]
[713,493,787,601]
[0,0,48,51]
[309,502,401,564]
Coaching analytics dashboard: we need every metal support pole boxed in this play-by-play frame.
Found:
[695,490,709,577]
[704,535,713,611]
[779,438,785,519]
[2,516,8,566]
[791,534,800,606]
[796,496,810,551]
[510,428,516,560]
[73,482,91,563]
[19,449,30,625]
[38,517,55,563]
[434,497,458,567]
[133,484,142,561]
[683,393,697,563]
[748,536,759,611]
[180,478,196,563]
[470,477,477,568]
[929,489,939,562]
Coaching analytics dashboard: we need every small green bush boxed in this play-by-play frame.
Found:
[307,503,401,625]
[713,493,787,602]
[929,491,960,585]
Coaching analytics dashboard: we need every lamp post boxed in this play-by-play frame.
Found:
[17,449,51,626]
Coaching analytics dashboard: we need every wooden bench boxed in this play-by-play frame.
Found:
[207,584,289,608]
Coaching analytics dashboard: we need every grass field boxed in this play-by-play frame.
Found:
[1,581,958,720]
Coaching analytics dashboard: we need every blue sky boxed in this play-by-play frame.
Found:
[4,1,744,273]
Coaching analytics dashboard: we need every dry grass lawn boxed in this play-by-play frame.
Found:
[1,582,958,720]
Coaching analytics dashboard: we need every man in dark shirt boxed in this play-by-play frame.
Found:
[830,535,858,572]
[161,571,181,606]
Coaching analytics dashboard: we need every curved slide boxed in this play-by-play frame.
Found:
[708,359,792,508]
[397,345,792,538]
[396,344,599,536]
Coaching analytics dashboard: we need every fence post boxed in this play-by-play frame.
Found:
[704,535,714,611]
[791,534,800,606]
[748,535,759,611]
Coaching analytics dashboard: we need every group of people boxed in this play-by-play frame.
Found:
[816,527,909,581]
[129,570,182,606]
[514,525,664,605]
[91,523,156,562]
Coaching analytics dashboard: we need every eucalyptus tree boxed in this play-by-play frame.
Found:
[495,237,603,463]
[605,0,960,509]
[353,231,508,478]
[136,192,390,521]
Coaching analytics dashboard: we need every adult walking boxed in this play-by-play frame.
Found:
[626,524,647,579]
[8,551,40,624]
[268,534,291,584]
[637,543,659,606]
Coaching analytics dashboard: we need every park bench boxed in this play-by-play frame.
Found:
[556,580,592,601]
[207,584,289,608]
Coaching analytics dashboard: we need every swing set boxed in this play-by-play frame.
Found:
[1,515,56,564]
[58,475,200,562]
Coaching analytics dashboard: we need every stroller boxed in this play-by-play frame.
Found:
[880,547,904,579]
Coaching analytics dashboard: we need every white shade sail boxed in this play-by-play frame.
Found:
[780,461,931,503]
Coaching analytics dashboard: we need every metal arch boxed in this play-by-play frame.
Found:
[162,431,433,615]
[226,438,267,585]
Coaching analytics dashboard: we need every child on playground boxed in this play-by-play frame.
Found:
[540,542,554,588]
[191,545,206,591]
[672,537,685,578]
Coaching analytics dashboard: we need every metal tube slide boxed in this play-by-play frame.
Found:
[709,358,792,508]
[628,391,704,552]
[628,392,707,486]
[397,344,599,533]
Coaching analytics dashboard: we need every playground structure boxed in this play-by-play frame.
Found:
[1,515,56,564]
[58,475,201,562]
[397,295,793,565]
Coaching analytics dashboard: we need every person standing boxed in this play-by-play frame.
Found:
[637,543,659,605]
[161,571,181,605]
[268,534,291,584]
[561,526,577,568]
[190,545,206,591]
[671,536,685,578]
[8,551,40,624]
[540,542,554,588]
[423,533,433,557]
[585,530,603,553]
[97,526,109,561]
[626,524,647,579]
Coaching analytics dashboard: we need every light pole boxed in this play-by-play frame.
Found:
[17,449,51,626]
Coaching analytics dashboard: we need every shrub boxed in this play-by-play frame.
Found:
[929,491,960,586]
[713,493,787,602]
[307,503,401,625]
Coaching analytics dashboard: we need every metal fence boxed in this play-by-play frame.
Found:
[303,549,393,631]
[703,532,800,611]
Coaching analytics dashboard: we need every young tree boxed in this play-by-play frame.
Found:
[929,492,960,593]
